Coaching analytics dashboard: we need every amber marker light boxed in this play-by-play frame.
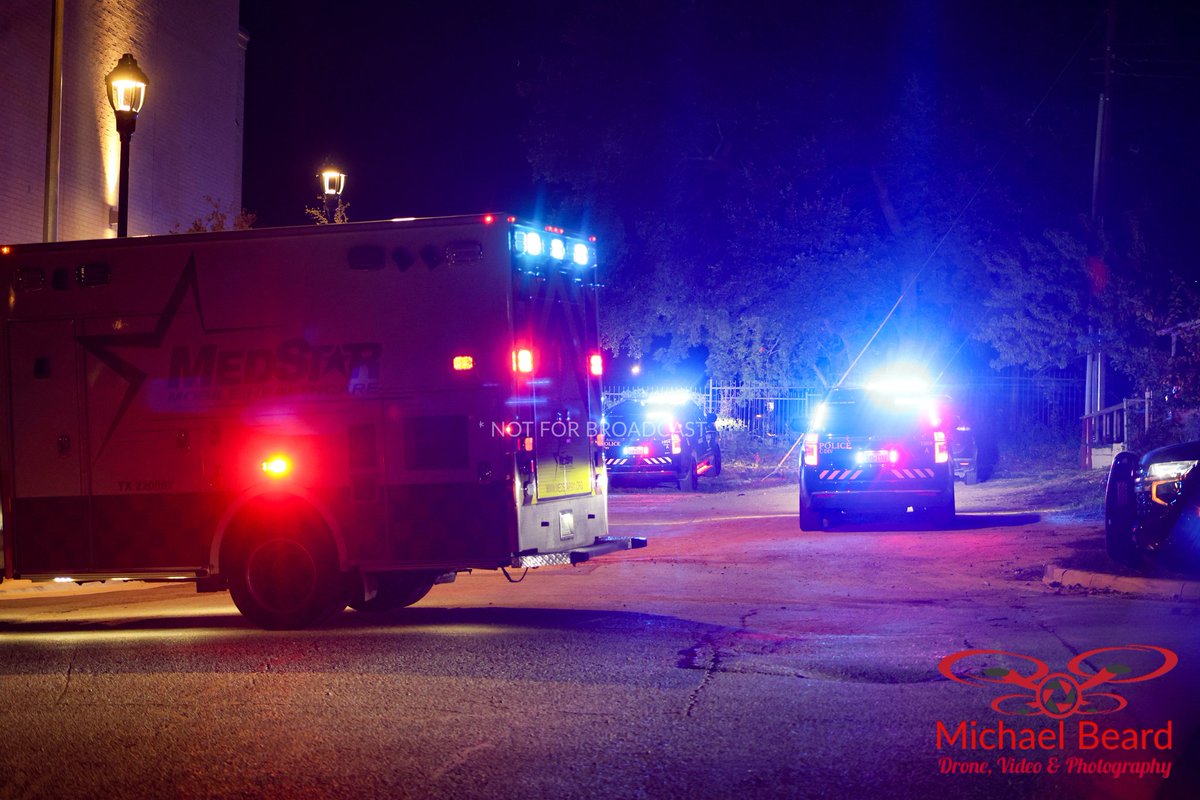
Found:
[453,355,475,371]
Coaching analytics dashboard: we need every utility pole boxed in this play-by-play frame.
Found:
[1084,0,1117,469]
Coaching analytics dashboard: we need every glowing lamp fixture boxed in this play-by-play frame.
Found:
[321,168,346,196]
[261,455,292,478]
[105,53,148,115]
[105,53,148,238]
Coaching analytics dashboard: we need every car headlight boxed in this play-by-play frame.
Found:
[1146,460,1198,481]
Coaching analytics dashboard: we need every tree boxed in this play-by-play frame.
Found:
[171,196,256,233]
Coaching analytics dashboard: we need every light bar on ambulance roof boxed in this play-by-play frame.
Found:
[518,231,544,256]
[511,221,595,268]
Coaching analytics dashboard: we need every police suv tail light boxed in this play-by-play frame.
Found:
[452,355,474,371]
[803,433,818,466]
[934,431,949,464]
[671,431,682,455]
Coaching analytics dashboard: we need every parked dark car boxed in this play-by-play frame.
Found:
[604,398,721,490]
[1105,442,1200,572]
[799,387,955,530]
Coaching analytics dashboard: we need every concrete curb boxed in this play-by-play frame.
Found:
[0,578,164,598]
[1043,563,1200,600]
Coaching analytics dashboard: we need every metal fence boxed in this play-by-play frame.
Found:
[603,374,1085,441]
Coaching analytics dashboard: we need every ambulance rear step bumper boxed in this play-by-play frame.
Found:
[517,536,647,568]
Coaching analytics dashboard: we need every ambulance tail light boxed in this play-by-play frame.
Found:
[452,355,474,371]
[512,348,534,374]
[261,455,292,479]
[803,433,818,466]
[589,353,603,377]
[934,431,949,464]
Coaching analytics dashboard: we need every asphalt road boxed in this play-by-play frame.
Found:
[1,480,1198,800]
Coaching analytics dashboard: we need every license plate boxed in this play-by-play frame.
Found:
[858,450,890,464]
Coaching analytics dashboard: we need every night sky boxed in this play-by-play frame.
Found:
[238,1,1200,235]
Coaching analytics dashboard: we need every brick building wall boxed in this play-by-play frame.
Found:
[0,0,244,244]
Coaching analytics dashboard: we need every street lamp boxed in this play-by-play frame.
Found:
[320,167,346,223]
[105,53,148,237]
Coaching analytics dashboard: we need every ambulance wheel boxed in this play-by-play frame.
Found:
[227,523,346,630]
[349,572,436,612]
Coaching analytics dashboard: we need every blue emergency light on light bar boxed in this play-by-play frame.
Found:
[512,223,594,267]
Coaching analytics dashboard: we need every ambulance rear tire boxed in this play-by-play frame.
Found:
[349,572,436,612]
[227,526,346,630]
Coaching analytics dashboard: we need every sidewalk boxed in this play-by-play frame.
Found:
[0,577,162,598]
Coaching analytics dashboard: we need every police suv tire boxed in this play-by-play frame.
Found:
[799,497,822,531]
[227,525,346,630]
[929,502,955,528]
[350,572,436,612]
[710,443,722,477]
[688,453,700,491]
[1104,452,1140,567]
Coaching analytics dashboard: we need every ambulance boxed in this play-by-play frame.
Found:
[0,215,643,628]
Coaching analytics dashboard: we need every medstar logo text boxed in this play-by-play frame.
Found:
[168,340,381,388]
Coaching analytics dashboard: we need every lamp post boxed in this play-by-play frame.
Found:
[320,167,346,223]
[105,53,148,237]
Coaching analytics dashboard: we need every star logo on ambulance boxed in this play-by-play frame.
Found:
[938,645,1178,718]
[76,253,271,455]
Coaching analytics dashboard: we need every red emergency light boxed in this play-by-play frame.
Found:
[803,433,818,466]
[261,455,292,478]
[934,431,949,464]
[512,348,534,374]
[589,353,603,377]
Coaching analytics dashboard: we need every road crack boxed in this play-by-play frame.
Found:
[680,635,723,718]
[55,646,78,705]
